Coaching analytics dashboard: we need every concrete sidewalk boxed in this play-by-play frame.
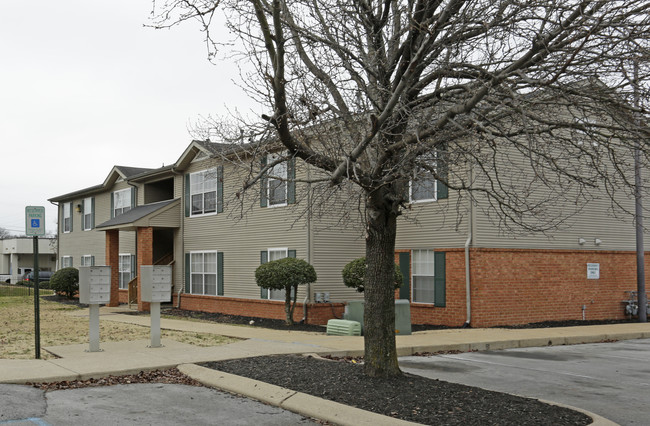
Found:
[2,306,646,425]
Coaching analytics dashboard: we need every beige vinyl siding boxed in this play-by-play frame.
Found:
[397,189,471,249]
[311,213,366,302]
[182,158,308,299]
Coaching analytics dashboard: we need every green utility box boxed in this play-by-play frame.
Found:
[326,319,361,336]
[343,300,412,335]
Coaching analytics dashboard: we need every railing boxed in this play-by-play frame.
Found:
[128,277,138,308]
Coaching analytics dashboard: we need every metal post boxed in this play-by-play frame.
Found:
[33,236,40,359]
[150,302,162,348]
[633,59,647,323]
[88,304,101,352]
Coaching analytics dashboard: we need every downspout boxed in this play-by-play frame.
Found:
[302,163,312,323]
[463,166,474,328]
[49,201,59,271]
[171,166,184,308]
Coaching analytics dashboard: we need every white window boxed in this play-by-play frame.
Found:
[113,188,132,217]
[412,249,436,303]
[266,248,288,300]
[81,255,94,267]
[61,256,73,268]
[267,154,287,207]
[410,153,437,203]
[118,254,132,290]
[82,197,93,231]
[190,169,218,216]
[190,251,217,295]
[63,203,71,233]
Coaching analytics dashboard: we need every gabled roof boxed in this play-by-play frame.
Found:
[95,199,180,231]
[102,165,155,188]
[174,140,230,171]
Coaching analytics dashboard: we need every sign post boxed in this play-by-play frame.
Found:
[25,206,45,359]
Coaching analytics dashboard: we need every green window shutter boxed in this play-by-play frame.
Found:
[69,202,73,232]
[110,193,115,219]
[436,142,448,200]
[434,251,446,307]
[185,253,191,293]
[60,205,64,233]
[398,252,410,300]
[217,166,224,214]
[91,255,95,266]
[217,251,224,295]
[287,157,296,204]
[260,156,268,208]
[260,250,268,299]
[130,255,136,279]
[91,197,95,229]
[288,249,297,258]
[184,174,191,217]
[130,187,136,209]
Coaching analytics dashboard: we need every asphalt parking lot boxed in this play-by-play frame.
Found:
[399,338,650,425]
[0,383,316,425]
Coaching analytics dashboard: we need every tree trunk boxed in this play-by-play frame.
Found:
[363,197,401,377]
[284,285,294,325]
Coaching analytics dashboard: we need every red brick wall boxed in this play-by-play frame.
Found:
[105,230,120,307]
[410,248,643,327]
[174,294,344,325]
[136,227,153,311]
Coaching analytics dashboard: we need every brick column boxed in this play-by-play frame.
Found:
[137,226,153,311]
[106,230,120,307]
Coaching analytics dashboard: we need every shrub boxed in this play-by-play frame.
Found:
[50,267,79,299]
[255,257,317,325]
[342,257,402,293]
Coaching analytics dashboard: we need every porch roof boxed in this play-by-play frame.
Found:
[96,199,180,231]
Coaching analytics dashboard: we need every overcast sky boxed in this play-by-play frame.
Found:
[0,1,252,236]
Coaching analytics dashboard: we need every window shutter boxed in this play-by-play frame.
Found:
[260,156,268,207]
[80,201,84,222]
[185,253,190,293]
[91,255,95,266]
[110,193,115,219]
[130,187,136,209]
[91,197,95,229]
[436,142,448,200]
[184,174,191,217]
[287,157,296,204]
[434,251,446,307]
[217,251,224,295]
[69,202,73,232]
[60,205,64,233]
[130,255,136,279]
[288,249,297,258]
[217,166,224,214]
[260,251,268,299]
[398,252,410,300]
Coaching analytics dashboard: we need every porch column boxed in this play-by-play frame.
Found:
[106,229,120,307]
[137,226,153,311]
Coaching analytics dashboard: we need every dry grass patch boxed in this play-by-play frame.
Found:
[0,296,238,359]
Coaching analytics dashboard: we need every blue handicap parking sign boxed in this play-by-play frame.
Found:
[31,219,40,228]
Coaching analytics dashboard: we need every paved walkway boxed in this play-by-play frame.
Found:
[3,305,647,425]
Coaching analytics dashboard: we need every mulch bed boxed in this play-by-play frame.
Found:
[201,354,592,425]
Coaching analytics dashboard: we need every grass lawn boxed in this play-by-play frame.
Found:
[0,295,238,359]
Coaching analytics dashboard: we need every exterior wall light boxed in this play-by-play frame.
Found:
[578,238,586,245]
[595,238,602,246]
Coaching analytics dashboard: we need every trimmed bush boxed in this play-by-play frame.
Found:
[50,267,79,299]
[255,257,317,325]
[342,257,402,293]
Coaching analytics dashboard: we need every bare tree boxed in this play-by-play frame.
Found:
[0,227,11,239]
[152,0,650,377]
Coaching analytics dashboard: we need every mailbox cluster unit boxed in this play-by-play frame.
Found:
[140,265,172,303]
[79,266,111,304]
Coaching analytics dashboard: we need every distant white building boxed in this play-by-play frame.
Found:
[0,237,56,283]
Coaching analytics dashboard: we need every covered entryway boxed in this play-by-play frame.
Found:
[96,199,180,311]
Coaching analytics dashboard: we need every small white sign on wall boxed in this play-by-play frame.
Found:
[587,263,600,280]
